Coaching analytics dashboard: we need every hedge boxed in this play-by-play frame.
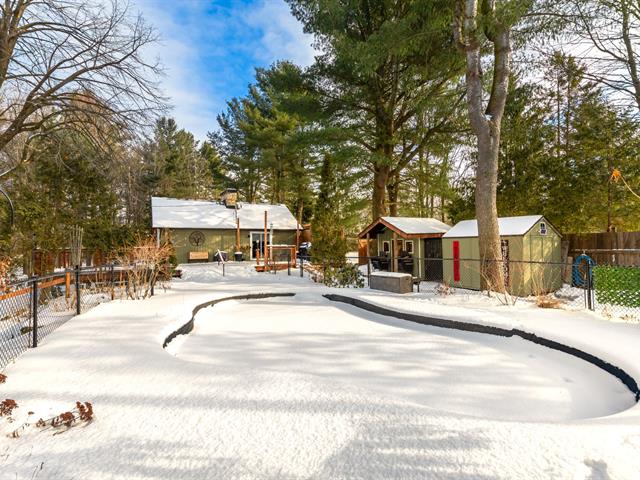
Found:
[593,266,640,308]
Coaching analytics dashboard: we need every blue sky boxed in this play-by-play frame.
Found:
[134,0,317,140]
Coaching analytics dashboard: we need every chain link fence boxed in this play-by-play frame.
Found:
[0,265,136,369]
[592,265,640,320]
[328,255,639,320]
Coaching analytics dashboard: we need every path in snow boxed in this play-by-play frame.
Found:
[173,294,633,422]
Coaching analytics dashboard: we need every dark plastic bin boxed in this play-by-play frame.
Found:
[213,251,228,263]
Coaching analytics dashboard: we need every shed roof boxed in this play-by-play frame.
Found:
[151,197,299,230]
[359,216,451,238]
[443,215,547,238]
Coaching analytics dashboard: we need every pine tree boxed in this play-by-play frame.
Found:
[310,156,348,264]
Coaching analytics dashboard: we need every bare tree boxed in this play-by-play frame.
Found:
[454,0,532,292]
[568,0,640,112]
[0,0,165,176]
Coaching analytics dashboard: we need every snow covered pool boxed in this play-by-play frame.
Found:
[170,293,634,422]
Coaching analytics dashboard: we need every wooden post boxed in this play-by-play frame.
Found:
[366,233,370,258]
[65,272,71,299]
[392,232,397,272]
[236,218,241,252]
[296,203,303,251]
[264,211,268,270]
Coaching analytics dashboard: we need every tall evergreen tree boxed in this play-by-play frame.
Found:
[288,0,464,219]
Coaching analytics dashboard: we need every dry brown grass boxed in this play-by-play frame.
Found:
[536,295,562,309]
[10,401,94,438]
[115,237,174,299]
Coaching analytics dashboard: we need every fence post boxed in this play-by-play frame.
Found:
[31,278,38,348]
[110,263,115,300]
[150,267,155,297]
[222,262,225,277]
[287,252,291,276]
[586,263,594,310]
[300,258,304,278]
[75,265,81,315]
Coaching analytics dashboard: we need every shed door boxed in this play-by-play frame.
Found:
[453,241,460,282]
[424,238,443,281]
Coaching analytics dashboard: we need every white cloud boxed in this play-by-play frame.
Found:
[133,0,317,141]
[135,1,225,141]
[245,0,318,68]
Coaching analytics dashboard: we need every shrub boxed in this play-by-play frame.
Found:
[10,401,94,438]
[1,398,17,416]
[536,295,561,309]
[324,263,364,288]
[115,237,174,299]
[594,266,640,308]
[434,283,454,296]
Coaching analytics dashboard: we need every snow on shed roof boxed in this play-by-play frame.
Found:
[443,215,545,238]
[380,217,451,235]
[151,197,299,230]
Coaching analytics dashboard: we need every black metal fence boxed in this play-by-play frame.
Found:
[0,265,134,369]
[337,255,640,319]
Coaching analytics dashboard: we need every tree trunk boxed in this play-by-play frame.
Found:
[372,163,390,220]
[454,0,516,293]
[387,172,399,216]
[475,134,504,291]
[371,94,394,220]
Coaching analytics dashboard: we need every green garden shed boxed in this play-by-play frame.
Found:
[442,215,563,296]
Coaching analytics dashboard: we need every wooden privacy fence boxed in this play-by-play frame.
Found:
[565,231,640,266]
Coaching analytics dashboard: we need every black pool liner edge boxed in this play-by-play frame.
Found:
[162,290,639,403]
[323,293,640,403]
[162,292,296,349]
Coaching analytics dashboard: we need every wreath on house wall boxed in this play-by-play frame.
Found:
[189,231,205,247]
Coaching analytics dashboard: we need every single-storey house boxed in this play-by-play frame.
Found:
[442,215,562,295]
[151,192,299,264]
[358,216,451,280]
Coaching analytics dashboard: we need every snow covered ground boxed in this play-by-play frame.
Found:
[173,295,632,422]
[0,262,639,479]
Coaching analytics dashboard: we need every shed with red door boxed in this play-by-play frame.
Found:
[442,215,562,295]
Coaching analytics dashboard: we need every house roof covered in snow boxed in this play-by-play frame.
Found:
[358,216,451,238]
[151,197,299,230]
[443,215,554,238]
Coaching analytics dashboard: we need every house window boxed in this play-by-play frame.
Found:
[405,241,414,254]
[382,241,390,253]
[539,222,547,235]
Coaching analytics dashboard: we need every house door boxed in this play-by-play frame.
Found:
[424,238,443,281]
[250,232,271,260]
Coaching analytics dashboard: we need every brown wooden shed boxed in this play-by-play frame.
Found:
[358,216,451,280]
